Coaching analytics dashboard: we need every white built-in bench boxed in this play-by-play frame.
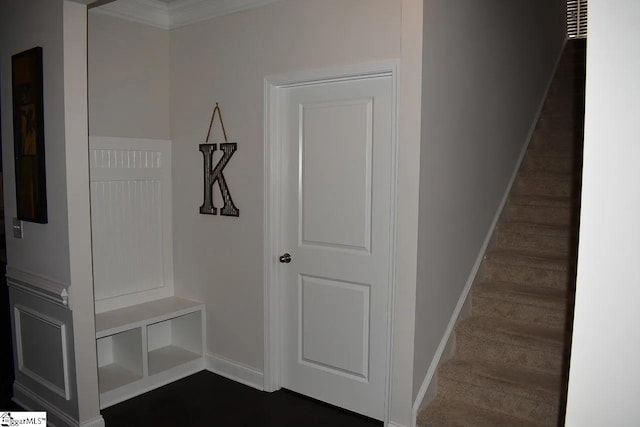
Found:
[95,297,205,409]
[89,137,205,408]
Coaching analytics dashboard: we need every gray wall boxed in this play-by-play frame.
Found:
[413,0,567,399]
[565,1,640,425]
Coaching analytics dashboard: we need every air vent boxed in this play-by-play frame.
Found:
[567,0,588,39]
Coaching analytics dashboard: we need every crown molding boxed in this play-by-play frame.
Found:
[92,0,282,30]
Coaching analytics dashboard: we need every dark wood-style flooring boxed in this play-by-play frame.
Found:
[102,371,383,427]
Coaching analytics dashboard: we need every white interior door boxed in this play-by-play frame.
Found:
[278,74,393,421]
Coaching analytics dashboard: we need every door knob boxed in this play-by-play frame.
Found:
[279,253,292,263]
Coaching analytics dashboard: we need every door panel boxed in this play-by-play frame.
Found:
[300,275,370,380]
[300,98,373,252]
[279,75,393,421]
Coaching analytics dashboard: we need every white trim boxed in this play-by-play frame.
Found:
[13,382,80,427]
[6,267,69,307]
[409,38,569,426]
[263,60,399,424]
[388,423,408,427]
[262,74,281,393]
[91,0,171,29]
[13,305,71,400]
[80,417,106,427]
[205,353,264,391]
[385,60,401,427]
[92,0,283,30]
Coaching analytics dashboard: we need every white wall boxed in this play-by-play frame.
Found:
[0,1,101,425]
[170,0,401,374]
[565,1,640,425]
[88,12,170,140]
[413,0,567,400]
[0,0,70,284]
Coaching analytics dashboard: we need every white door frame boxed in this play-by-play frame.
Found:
[263,60,400,424]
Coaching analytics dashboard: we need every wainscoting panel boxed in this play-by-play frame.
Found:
[90,137,174,313]
[8,282,79,423]
[14,305,70,400]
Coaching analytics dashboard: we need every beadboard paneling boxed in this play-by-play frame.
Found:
[90,137,173,313]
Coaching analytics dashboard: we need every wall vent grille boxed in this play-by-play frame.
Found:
[568,0,588,39]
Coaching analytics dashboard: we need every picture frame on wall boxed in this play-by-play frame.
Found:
[12,46,47,223]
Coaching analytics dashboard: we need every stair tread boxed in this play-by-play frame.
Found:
[525,144,577,153]
[457,315,565,351]
[509,195,573,208]
[485,249,571,271]
[525,151,577,161]
[474,281,568,309]
[526,148,577,159]
[418,396,541,427]
[497,221,572,234]
[517,171,574,180]
[440,358,563,402]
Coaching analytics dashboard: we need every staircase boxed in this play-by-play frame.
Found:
[417,40,586,427]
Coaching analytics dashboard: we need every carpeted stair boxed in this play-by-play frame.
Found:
[417,40,585,427]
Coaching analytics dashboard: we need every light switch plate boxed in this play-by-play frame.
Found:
[13,218,23,239]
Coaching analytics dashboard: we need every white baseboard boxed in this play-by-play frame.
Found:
[13,381,79,427]
[410,38,569,427]
[388,423,408,427]
[205,353,264,391]
[80,417,105,427]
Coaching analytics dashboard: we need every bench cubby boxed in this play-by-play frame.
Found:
[95,297,205,409]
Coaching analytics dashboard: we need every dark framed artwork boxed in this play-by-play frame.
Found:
[12,47,47,223]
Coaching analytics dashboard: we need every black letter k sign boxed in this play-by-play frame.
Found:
[199,143,239,217]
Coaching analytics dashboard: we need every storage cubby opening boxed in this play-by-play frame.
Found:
[146,311,202,376]
[97,328,143,393]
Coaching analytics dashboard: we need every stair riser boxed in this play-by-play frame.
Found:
[536,116,583,132]
[522,155,575,175]
[472,294,567,328]
[456,334,564,375]
[483,261,570,290]
[548,80,585,93]
[547,79,585,95]
[505,203,572,226]
[536,122,583,133]
[514,177,573,198]
[438,377,559,425]
[540,109,584,124]
[529,134,580,154]
[494,227,571,256]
